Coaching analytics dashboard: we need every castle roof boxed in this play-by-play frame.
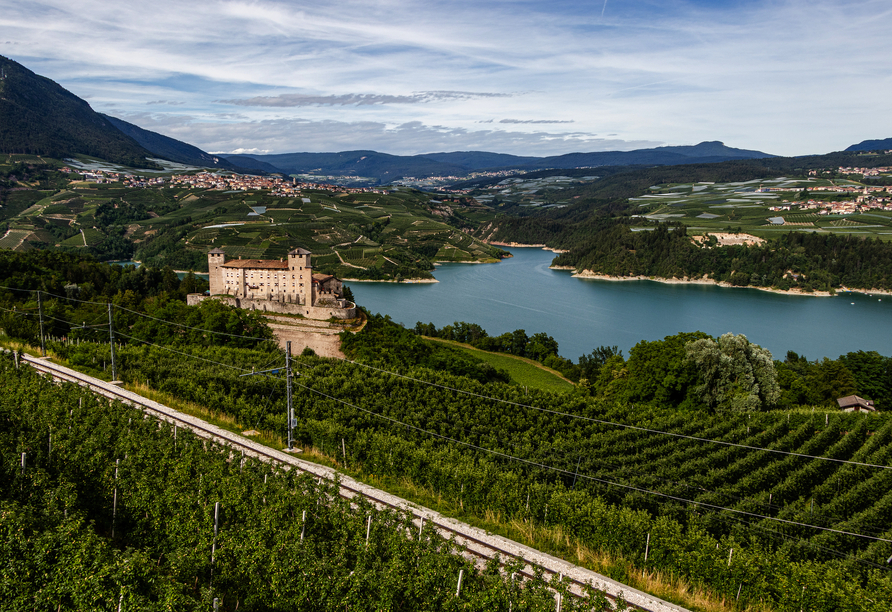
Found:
[289,248,311,255]
[222,259,289,270]
[312,273,334,282]
[208,248,226,254]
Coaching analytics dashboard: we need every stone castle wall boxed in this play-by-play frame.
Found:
[187,294,357,320]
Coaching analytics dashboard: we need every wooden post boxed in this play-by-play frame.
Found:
[419,516,424,540]
[737,584,742,601]
[301,510,306,542]
[341,438,347,468]
[728,548,733,566]
[456,569,464,597]
[644,532,650,562]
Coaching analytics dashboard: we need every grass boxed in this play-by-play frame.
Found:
[425,337,575,393]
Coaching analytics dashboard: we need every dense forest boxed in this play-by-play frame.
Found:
[549,222,892,292]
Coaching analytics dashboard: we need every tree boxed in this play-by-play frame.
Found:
[578,345,622,381]
[623,332,708,409]
[526,332,559,362]
[685,333,780,412]
[805,358,857,407]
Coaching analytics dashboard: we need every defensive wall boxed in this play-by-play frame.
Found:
[187,293,357,320]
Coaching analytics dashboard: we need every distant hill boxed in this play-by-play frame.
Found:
[845,138,892,152]
[225,141,775,183]
[222,155,287,174]
[101,115,239,170]
[0,56,155,167]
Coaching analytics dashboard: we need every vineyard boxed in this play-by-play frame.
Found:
[0,353,615,611]
[32,334,892,612]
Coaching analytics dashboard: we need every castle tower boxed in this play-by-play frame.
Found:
[208,248,226,295]
[288,248,313,305]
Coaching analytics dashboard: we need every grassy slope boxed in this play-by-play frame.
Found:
[425,336,575,393]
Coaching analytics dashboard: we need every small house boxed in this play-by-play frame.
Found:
[837,395,876,412]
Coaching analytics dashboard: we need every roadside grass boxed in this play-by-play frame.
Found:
[425,336,575,393]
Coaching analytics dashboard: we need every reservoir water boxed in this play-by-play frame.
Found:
[349,247,892,361]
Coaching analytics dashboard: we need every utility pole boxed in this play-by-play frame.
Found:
[37,291,46,357]
[108,302,117,381]
[240,344,298,451]
[286,341,294,450]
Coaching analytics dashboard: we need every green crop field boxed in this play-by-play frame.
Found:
[427,337,574,393]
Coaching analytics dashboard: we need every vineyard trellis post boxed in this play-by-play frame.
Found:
[456,569,464,597]
[37,290,46,357]
[211,502,220,575]
[112,458,119,538]
[108,302,117,381]
[286,341,294,450]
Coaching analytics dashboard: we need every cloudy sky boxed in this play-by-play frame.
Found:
[2,0,890,157]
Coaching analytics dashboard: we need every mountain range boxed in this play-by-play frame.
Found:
[2,54,889,184]
[219,141,776,182]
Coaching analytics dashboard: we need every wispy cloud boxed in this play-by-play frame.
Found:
[2,0,892,155]
[499,119,575,124]
[120,113,660,157]
[218,91,512,107]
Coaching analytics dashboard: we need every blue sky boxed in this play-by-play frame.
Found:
[1,0,890,157]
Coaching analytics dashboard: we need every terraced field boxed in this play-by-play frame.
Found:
[0,162,505,278]
[631,177,892,239]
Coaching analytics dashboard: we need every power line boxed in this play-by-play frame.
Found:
[289,377,892,547]
[113,331,255,374]
[345,360,892,471]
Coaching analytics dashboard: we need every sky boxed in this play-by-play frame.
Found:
[1,0,891,157]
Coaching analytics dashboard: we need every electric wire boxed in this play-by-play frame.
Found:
[346,360,892,471]
[4,288,892,547]
[288,378,892,546]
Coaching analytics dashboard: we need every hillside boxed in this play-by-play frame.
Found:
[846,137,892,152]
[0,157,504,278]
[0,56,156,167]
[101,114,240,170]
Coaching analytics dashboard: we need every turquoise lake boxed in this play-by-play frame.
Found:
[348,247,892,361]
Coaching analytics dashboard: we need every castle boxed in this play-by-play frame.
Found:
[187,248,356,320]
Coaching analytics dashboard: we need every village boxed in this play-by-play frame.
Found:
[59,166,388,195]
[768,184,892,216]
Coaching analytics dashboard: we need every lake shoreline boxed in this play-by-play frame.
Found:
[562,269,892,298]
[489,241,569,254]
